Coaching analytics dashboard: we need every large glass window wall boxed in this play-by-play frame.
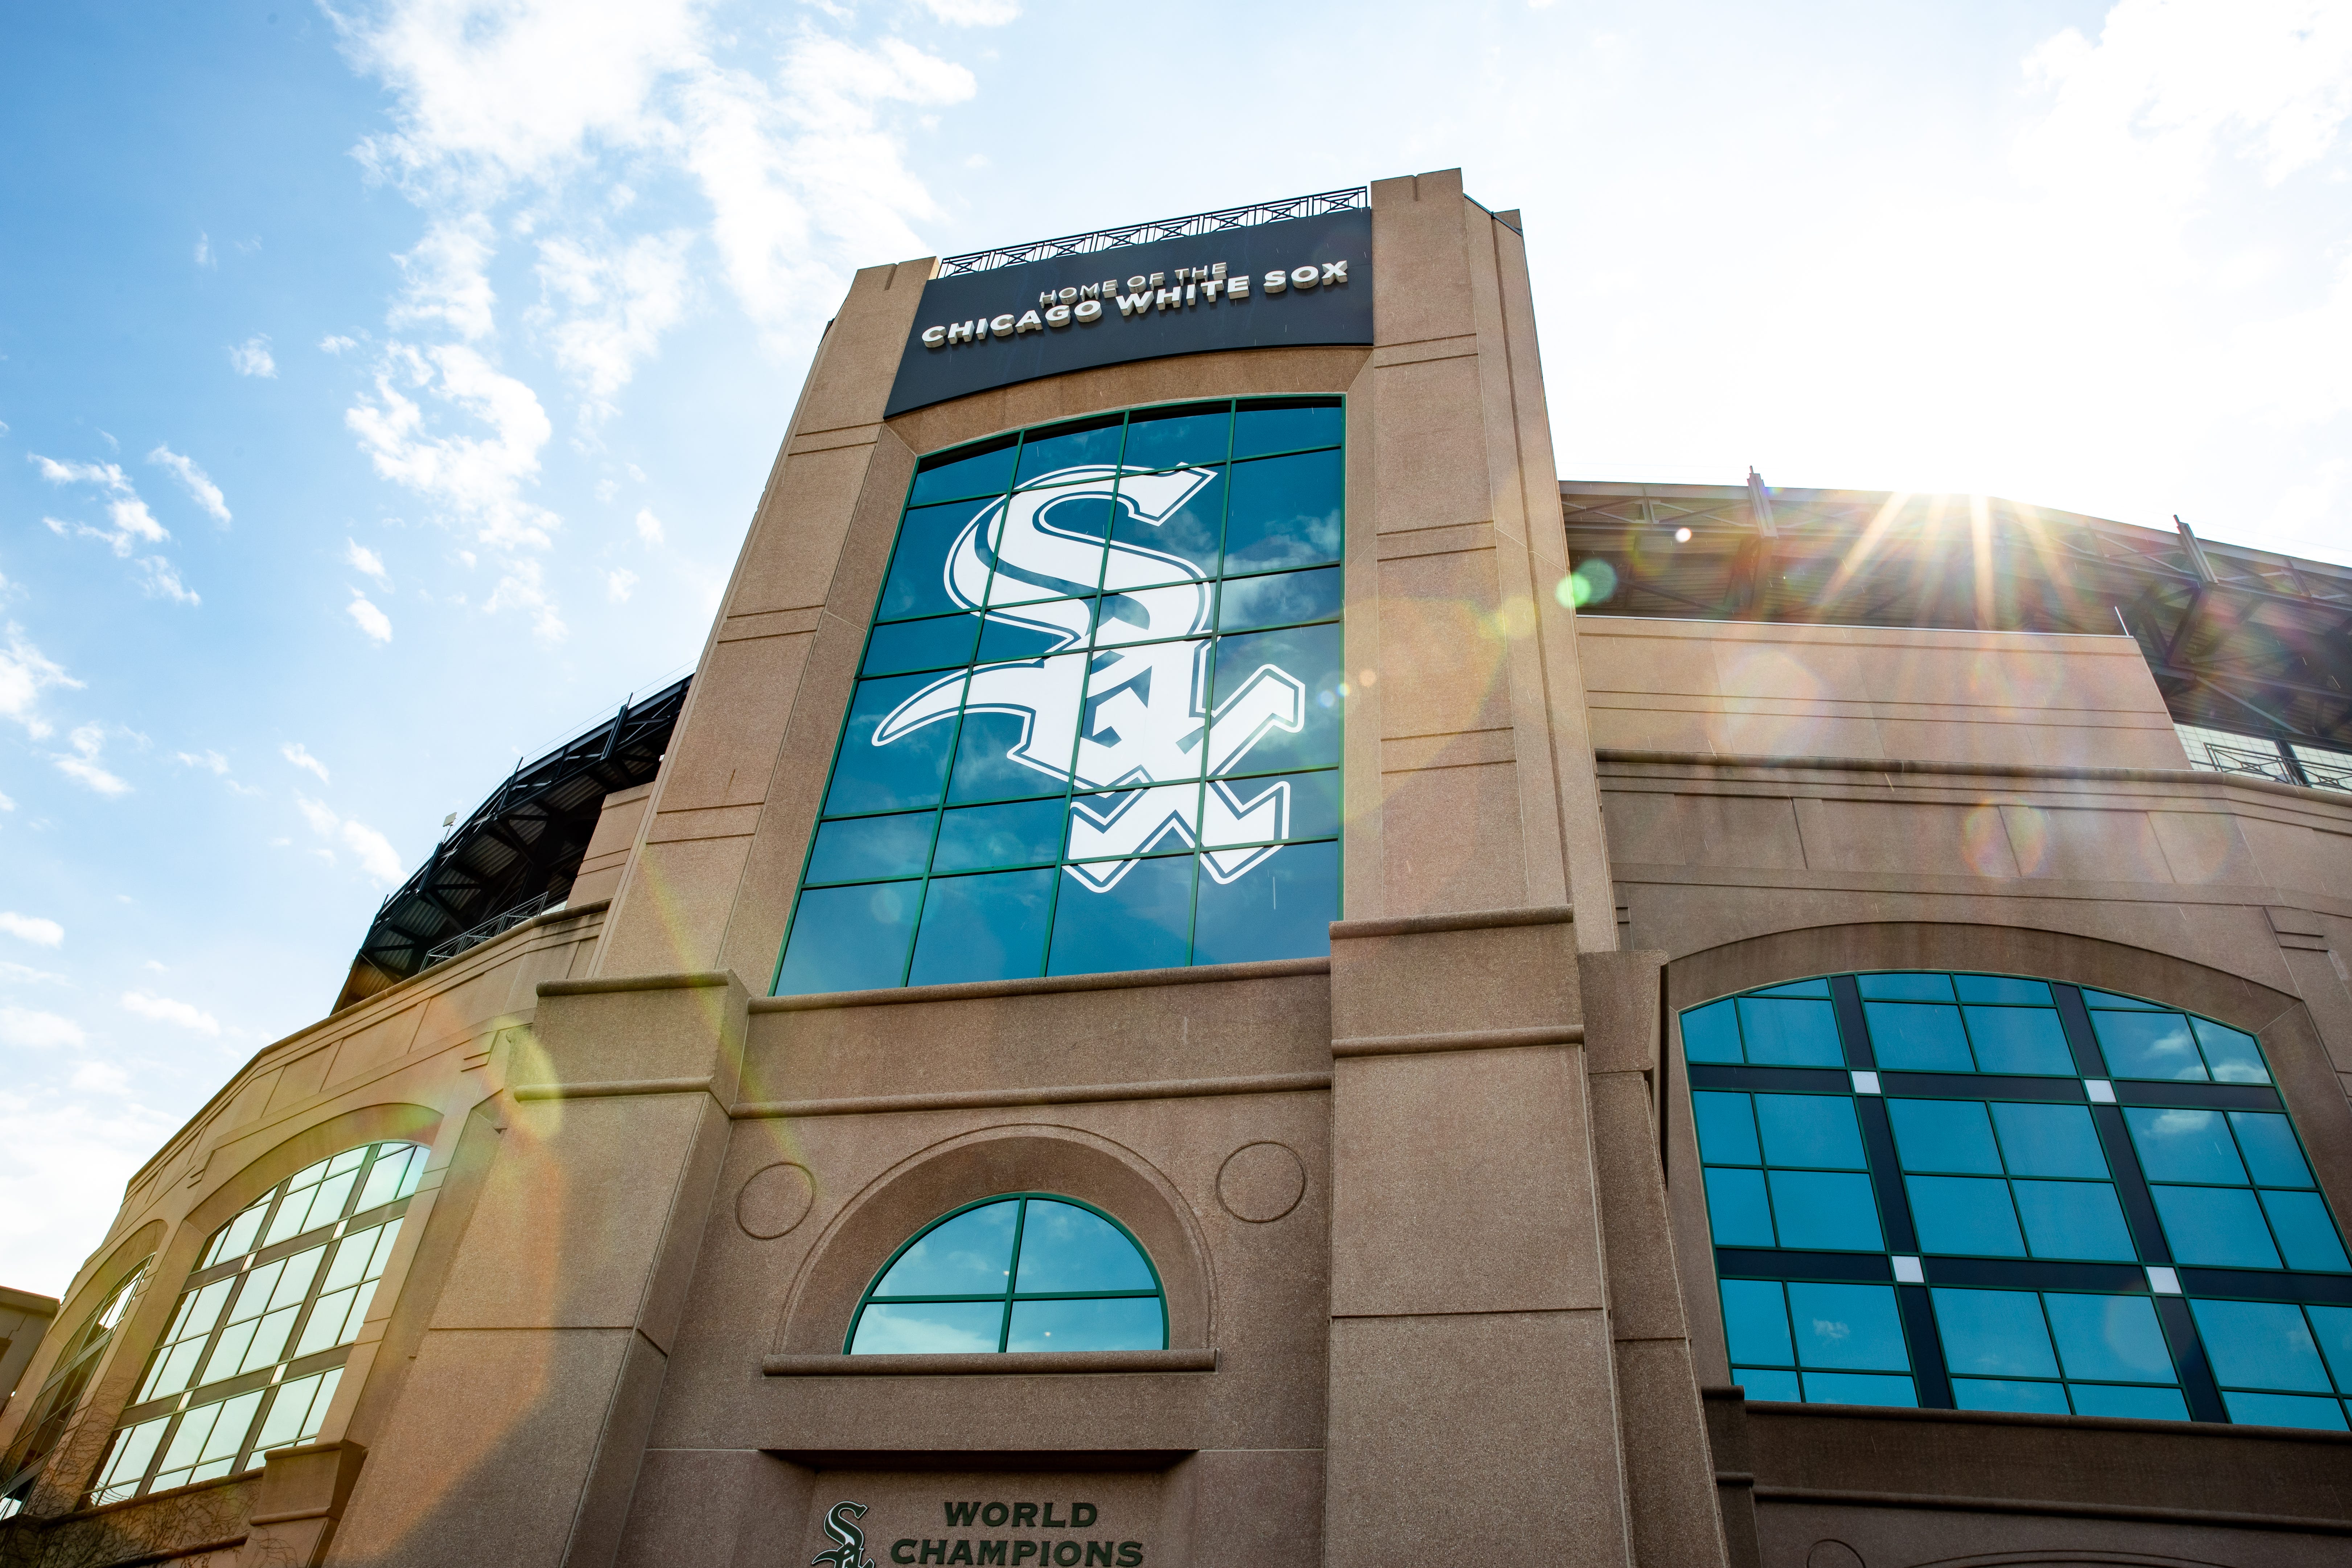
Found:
[777,399,1346,994]
[1684,974,2352,1427]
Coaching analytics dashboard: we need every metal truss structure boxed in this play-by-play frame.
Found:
[332,676,691,1013]
[936,188,1369,277]
[1559,479,2352,770]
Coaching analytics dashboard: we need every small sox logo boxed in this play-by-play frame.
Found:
[813,1501,877,1568]
[877,464,1306,890]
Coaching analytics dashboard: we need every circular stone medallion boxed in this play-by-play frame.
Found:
[1217,1141,1307,1223]
[736,1162,816,1239]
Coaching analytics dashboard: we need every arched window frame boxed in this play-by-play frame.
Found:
[846,1192,1169,1355]
[0,1257,153,1518]
[82,1139,429,1506]
[1678,968,2352,1429]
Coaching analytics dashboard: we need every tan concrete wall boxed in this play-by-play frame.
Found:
[565,785,652,907]
[1580,616,2188,770]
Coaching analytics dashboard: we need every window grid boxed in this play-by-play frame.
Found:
[86,1141,427,1505]
[847,1194,1168,1356]
[0,1258,153,1517]
[1685,972,2352,1429]
[776,399,1346,996]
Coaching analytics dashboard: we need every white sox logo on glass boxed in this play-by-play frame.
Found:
[874,464,1307,892]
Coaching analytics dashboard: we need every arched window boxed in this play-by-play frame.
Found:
[0,1258,151,1518]
[83,1140,428,1505]
[1682,972,2352,1429]
[847,1194,1166,1355]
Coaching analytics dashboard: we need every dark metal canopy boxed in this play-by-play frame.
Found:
[332,675,690,1013]
[1560,480,2352,762]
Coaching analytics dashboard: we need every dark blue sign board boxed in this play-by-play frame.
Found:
[883,208,1372,417]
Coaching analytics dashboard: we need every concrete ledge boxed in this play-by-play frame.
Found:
[1751,1484,2352,1535]
[539,970,734,997]
[753,955,1328,1011]
[732,1071,1331,1120]
[1330,905,1574,940]
[765,1350,1217,1376]
[513,1077,716,1100]
[1596,747,2352,808]
[1332,1026,1583,1058]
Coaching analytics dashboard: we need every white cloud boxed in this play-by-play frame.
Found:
[176,749,230,774]
[120,991,221,1036]
[0,790,13,811]
[390,214,499,342]
[346,341,560,550]
[281,741,331,783]
[0,624,81,740]
[348,592,394,642]
[0,1090,179,1295]
[31,455,132,492]
[918,0,1020,22]
[605,567,638,602]
[36,456,180,587]
[293,794,404,884]
[147,445,232,525]
[137,556,199,606]
[0,1005,85,1050]
[70,1061,128,1095]
[230,335,278,377]
[0,912,63,947]
[53,725,131,798]
[633,506,664,545]
[0,960,66,984]
[320,334,360,354]
[484,556,566,641]
[194,231,214,268]
[532,229,692,402]
[344,538,391,585]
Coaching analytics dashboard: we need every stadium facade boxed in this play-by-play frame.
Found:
[5,168,2352,1568]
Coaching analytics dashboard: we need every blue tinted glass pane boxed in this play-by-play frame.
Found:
[2127,1108,2247,1184]
[805,813,935,885]
[1768,1171,1884,1251]
[1705,1169,1776,1247]
[1802,1371,1917,1406]
[1964,1008,2074,1075]
[1737,999,1844,1066]
[2192,1298,2331,1389]
[2155,1187,2279,1267]
[1692,1092,1761,1166]
[1930,1288,2060,1377]
[1016,419,1125,485]
[947,656,1086,802]
[1788,1283,1911,1369]
[1751,979,1831,998]
[2068,1383,2188,1420]
[2043,1292,2176,1382]
[1217,567,1342,631]
[2094,1012,2206,1080]
[2219,1391,2347,1430]
[985,488,1117,604]
[1953,1378,2069,1413]
[863,613,981,675]
[1121,404,1230,471]
[1754,1095,1867,1169]
[880,500,993,620]
[1681,1000,1742,1063]
[2013,1182,2137,1260]
[2230,1114,2314,1188]
[1107,466,1225,587]
[979,601,1093,663]
[1004,1296,1165,1353]
[873,1201,1019,1295]
[2193,1018,2269,1083]
[1189,840,1336,966]
[2260,1191,2351,1272]
[778,882,918,995]
[1908,1176,2026,1256]
[2306,1306,2352,1391]
[1732,1368,1802,1401]
[1865,1003,1972,1070]
[1991,1103,2109,1179]
[1232,399,1343,458]
[1201,770,1340,846]
[911,441,1017,505]
[1221,449,1344,573]
[1013,1200,1156,1292]
[905,869,1054,986]
[930,799,1066,873]
[850,1301,1005,1354]
[1093,581,1211,647]
[1954,975,2053,1005]
[1719,1279,1794,1365]
[1068,786,1202,864]
[1047,855,1194,976]
[1858,972,1955,1001]
[2083,988,2164,1010]
[1210,622,1343,774]
[1888,1099,2002,1174]
[825,674,963,816]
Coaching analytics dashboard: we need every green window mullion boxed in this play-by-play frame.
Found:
[999,1199,1030,1352]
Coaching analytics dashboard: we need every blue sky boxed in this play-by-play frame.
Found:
[3,0,2348,1296]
